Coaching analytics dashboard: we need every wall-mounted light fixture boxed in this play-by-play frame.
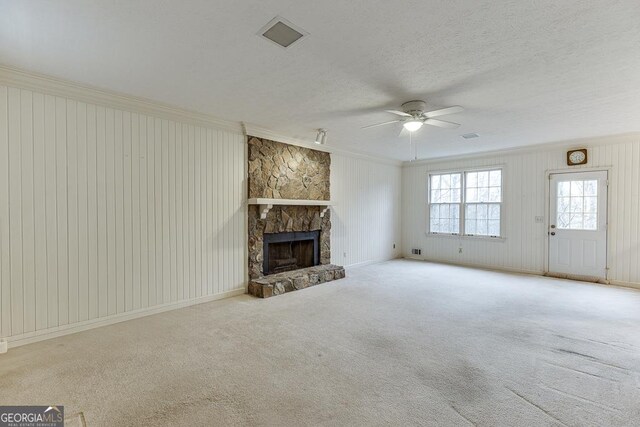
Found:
[315,128,327,145]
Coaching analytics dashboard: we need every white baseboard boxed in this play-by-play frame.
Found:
[5,288,246,349]
[403,255,542,276]
[608,279,640,291]
[344,255,401,271]
[344,260,376,270]
[403,256,640,291]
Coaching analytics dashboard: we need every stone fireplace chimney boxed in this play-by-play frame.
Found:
[246,136,345,297]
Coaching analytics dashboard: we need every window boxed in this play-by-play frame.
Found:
[429,173,461,234]
[428,168,503,238]
[465,170,502,237]
[556,179,597,230]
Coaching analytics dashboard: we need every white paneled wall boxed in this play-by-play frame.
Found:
[402,134,640,287]
[331,154,402,267]
[0,85,247,344]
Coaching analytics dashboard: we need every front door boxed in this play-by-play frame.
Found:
[548,171,608,279]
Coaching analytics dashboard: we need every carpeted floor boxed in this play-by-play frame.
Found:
[1,259,640,426]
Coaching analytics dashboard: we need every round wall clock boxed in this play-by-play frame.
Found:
[567,149,587,166]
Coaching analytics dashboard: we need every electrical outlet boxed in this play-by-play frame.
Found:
[393,243,396,249]
[458,247,463,254]
[343,252,347,258]
[411,249,422,255]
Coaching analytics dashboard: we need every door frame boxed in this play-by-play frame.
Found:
[543,166,612,282]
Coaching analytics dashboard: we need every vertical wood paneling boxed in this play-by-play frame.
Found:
[200,129,207,296]
[195,127,202,298]
[8,87,24,335]
[55,96,69,325]
[44,95,58,327]
[106,109,115,313]
[123,111,132,312]
[139,114,149,309]
[161,119,170,304]
[97,106,108,318]
[66,99,78,325]
[169,121,177,302]
[206,129,212,295]
[77,102,89,322]
[222,133,229,292]
[131,113,141,310]
[176,124,184,301]
[330,154,402,267]
[87,104,98,320]
[0,86,10,338]
[0,84,246,342]
[146,116,156,307]
[21,90,35,333]
[33,93,48,330]
[181,124,189,301]
[154,118,162,304]
[188,125,195,298]
[114,110,125,314]
[216,130,222,296]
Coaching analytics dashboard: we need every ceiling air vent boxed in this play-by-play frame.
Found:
[461,133,480,139]
[259,16,307,48]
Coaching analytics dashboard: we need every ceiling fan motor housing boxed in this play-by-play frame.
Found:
[401,100,427,116]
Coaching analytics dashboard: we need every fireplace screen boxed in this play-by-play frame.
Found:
[263,231,320,275]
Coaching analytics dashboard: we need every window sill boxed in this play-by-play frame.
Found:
[425,232,506,242]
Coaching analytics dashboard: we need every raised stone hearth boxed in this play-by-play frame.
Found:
[248,264,346,298]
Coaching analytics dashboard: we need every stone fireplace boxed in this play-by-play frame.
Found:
[246,136,345,298]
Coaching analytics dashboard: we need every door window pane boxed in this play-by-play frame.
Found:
[556,180,598,230]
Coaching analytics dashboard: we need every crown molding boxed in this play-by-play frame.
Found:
[243,123,403,167]
[0,64,243,134]
[0,64,403,166]
[402,132,640,168]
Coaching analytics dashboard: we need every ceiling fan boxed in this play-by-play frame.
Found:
[362,100,464,133]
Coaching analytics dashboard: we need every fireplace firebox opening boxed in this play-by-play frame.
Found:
[263,231,320,275]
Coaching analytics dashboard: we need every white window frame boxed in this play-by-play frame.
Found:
[427,171,463,235]
[427,166,505,240]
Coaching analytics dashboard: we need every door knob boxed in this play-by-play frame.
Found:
[550,225,556,229]
[550,232,556,236]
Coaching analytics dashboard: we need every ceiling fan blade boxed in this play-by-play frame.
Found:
[385,110,412,117]
[361,120,400,129]
[398,127,408,138]
[424,105,464,118]
[424,118,460,129]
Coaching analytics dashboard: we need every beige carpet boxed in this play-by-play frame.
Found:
[1,259,640,426]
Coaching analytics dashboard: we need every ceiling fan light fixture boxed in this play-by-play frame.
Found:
[403,120,423,132]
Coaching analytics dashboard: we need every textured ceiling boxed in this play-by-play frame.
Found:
[1,0,639,160]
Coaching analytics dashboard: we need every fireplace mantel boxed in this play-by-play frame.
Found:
[247,198,334,219]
